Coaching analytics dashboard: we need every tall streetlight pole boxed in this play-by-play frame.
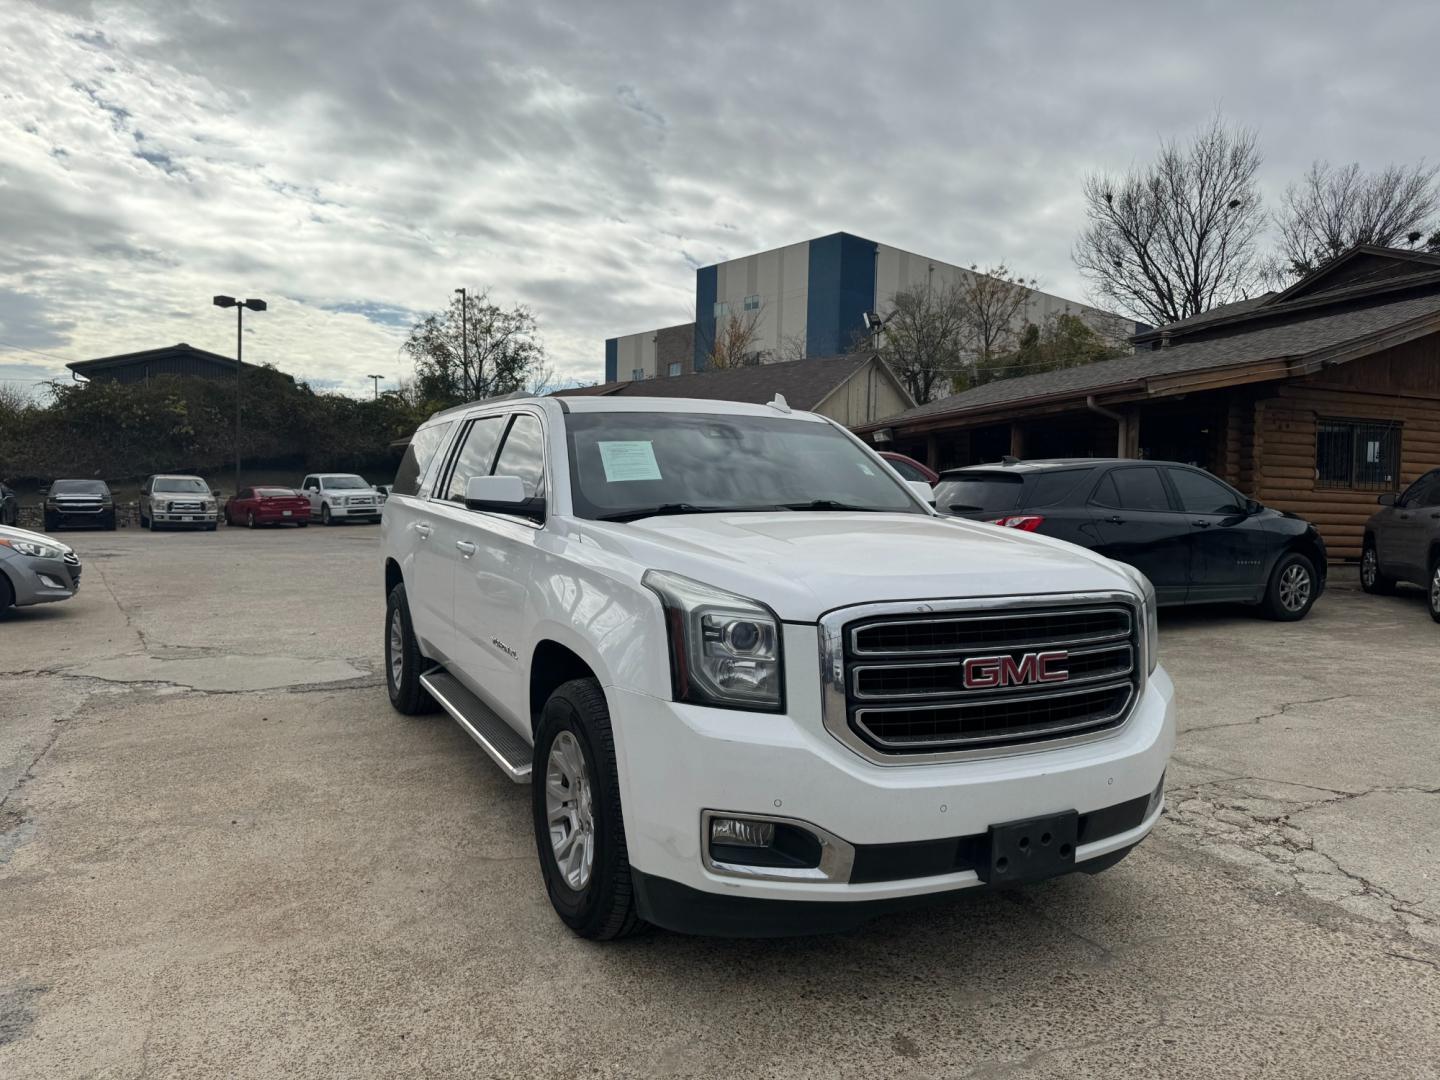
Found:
[212,295,267,494]
[454,287,469,401]
[368,374,384,399]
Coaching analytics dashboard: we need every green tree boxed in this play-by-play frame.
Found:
[402,289,545,406]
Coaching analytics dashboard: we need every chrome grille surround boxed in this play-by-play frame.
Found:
[818,592,1148,766]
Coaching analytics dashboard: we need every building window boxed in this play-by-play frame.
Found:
[631,368,645,381]
[713,301,728,319]
[743,294,760,311]
[1316,418,1400,490]
[667,361,681,377]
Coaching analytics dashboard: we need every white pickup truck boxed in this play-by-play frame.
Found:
[381,395,1174,939]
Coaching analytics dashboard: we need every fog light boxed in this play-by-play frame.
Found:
[38,574,65,589]
[710,817,775,848]
[1146,772,1166,818]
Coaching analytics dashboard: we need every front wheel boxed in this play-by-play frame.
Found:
[385,583,438,715]
[246,511,257,529]
[321,504,334,526]
[44,513,57,532]
[532,679,644,941]
[1263,552,1318,621]
[1360,538,1396,595]
[1428,557,1440,624]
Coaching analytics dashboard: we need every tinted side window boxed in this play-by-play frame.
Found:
[1401,469,1440,508]
[1093,467,1171,511]
[1168,468,1243,514]
[392,420,456,497]
[302,475,316,490]
[888,457,927,482]
[444,417,507,503]
[491,414,546,499]
[1023,470,1091,508]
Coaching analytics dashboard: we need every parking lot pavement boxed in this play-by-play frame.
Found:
[2,527,1437,1079]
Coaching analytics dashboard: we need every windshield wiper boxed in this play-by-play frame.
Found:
[778,499,894,513]
[595,503,779,523]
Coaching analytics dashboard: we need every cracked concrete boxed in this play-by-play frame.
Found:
[1,529,1438,1078]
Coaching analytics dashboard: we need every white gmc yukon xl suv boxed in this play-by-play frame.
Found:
[382,394,1174,939]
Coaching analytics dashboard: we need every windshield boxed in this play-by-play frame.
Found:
[154,478,208,493]
[52,480,109,495]
[564,411,923,520]
[324,476,370,490]
[933,472,1023,513]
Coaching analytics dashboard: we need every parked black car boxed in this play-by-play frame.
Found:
[43,479,117,531]
[1361,466,1440,622]
[0,481,17,526]
[934,458,1327,620]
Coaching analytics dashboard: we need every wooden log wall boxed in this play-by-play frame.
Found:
[1247,334,1440,560]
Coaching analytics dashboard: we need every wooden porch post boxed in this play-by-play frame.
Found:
[1009,422,1026,459]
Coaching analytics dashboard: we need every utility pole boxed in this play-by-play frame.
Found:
[212,295,267,493]
[454,287,469,401]
[368,374,384,399]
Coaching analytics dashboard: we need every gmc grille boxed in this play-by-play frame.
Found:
[832,603,1140,758]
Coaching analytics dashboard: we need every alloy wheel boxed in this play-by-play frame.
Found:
[545,731,595,891]
[388,607,405,687]
[1430,564,1440,616]
[247,512,256,529]
[1278,563,1312,613]
[1361,548,1377,588]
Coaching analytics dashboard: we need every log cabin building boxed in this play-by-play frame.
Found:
[858,246,1440,560]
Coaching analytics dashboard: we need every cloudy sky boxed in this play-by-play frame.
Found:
[0,1,1434,397]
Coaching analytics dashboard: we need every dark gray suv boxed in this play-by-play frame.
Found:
[1361,468,1440,621]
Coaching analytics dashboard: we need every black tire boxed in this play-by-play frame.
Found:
[205,522,217,532]
[1428,555,1440,624]
[44,513,57,533]
[105,514,117,531]
[296,521,308,528]
[322,504,334,526]
[385,582,438,715]
[1360,537,1396,595]
[532,678,644,941]
[1263,551,1318,621]
[0,571,13,612]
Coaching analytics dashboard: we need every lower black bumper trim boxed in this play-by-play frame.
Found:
[632,840,1140,938]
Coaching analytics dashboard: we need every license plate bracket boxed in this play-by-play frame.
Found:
[980,811,1079,885]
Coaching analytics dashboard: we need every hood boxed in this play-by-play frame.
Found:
[575,511,1137,622]
[0,525,72,553]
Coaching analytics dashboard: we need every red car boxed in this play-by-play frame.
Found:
[879,451,939,484]
[224,487,312,528]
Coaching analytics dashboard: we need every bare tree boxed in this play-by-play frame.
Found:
[872,283,970,405]
[1075,114,1266,326]
[958,264,1037,363]
[775,331,808,364]
[703,303,766,370]
[1275,161,1440,279]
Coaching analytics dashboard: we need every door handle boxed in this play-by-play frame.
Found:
[415,522,432,539]
[1191,520,1212,528]
[1104,515,1125,525]
[455,540,477,557]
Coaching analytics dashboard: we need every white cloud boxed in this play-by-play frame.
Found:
[1,0,1437,394]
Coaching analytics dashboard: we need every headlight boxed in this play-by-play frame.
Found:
[0,537,61,559]
[643,570,783,711]
[1116,563,1160,674]
[203,499,216,511]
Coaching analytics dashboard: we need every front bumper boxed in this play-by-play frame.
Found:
[609,625,1175,933]
[153,511,215,526]
[4,552,81,606]
[327,504,381,518]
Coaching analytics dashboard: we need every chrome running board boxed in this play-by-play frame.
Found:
[420,669,532,782]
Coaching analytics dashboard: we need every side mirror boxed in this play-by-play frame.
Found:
[464,475,544,521]
[907,480,936,504]
[1377,491,1398,507]
[1244,498,1262,515]
[212,489,222,498]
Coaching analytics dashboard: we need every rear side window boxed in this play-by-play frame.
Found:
[887,457,929,483]
[392,421,455,497]
[444,417,506,503]
[491,414,546,499]
[1401,469,1440,508]
[1092,467,1171,511]
[933,472,1022,513]
[1021,470,1092,508]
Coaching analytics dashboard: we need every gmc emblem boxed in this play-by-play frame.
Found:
[962,650,1070,690]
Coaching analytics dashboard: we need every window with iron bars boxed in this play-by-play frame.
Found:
[1315,418,1401,491]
